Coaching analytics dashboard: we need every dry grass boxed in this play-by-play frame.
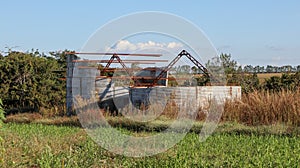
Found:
[4,113,81,127]
[5,113,43,123]
[159,88,300,127]
[257,73,283,78]
[160,99,179,119]
[5,88,300,127]
[222,88,300,126]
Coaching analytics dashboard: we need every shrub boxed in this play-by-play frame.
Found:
[263,72,300,92]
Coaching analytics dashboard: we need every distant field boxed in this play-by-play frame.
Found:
[193,72,286,83]
[226,72,290,84]
[1,122,300,167]
[257,73,284,83]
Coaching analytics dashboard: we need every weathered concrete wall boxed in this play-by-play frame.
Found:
[72,67,97,99]
[71,66,241,111]
[95,78,241,111]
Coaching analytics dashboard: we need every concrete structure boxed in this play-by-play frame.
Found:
[96,78,241,112]
[68,50,238,114]
[70,65,242,113]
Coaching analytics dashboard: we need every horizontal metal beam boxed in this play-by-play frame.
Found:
[95,76,194,80]
[73,60,167,63]
[77,67,165,71]
[66,52,162,57]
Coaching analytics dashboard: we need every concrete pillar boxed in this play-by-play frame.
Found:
[66,54,75,116]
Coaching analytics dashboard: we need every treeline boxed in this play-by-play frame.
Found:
[243,65,300,73]
[227,72,300,93]
[173,53,300,93]
[212,53,300,93]
[173,54,300,74]
[0,50,76,115]
[172,64,300,74]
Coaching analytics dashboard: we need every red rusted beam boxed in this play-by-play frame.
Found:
[73,60,165,64]
[95,76,193,80]
[73,60,167,63]
[77,66,164,71]
[61,75,194,80]
[131,83,166,87]
[66,52,162,57]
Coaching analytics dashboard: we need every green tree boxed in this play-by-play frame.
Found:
[243,65,254,73]
[220,53,237,75]
[49,50,79,69]
[0,50,67,115]
[241,73,260,93]
[264,76,282,91]
[266,65,274,73]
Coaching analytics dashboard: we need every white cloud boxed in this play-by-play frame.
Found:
[105,40,183,52]
[167,42,183,49]
[115,40,137,51]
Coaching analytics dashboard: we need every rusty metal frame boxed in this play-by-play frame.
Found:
[67,50,210,87]
[151,50,209,87]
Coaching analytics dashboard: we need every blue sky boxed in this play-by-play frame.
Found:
[1,0,300,66]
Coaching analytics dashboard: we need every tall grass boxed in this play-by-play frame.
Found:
[73,88,300,127]
[222,88,300,126]
[6,89,300,127]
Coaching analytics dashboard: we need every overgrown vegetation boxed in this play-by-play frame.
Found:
[1,49,300,127]
[222,89,300,126]
[0,50,78,116]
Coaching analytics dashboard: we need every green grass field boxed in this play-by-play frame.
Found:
[1,122,299,167]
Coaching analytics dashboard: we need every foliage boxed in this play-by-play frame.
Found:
[190,52,300,92]
[227,73,260,93]
[194,75,210,86]
[0,50,74,115]
[212,53,300,92]
[226,72,300,93]
[263,72,300,91]
[219,53,237,75]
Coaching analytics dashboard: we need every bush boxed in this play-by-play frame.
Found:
[263,72,300,92]
[0,51,69,115]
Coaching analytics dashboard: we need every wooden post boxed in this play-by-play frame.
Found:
[66,54,75,116]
